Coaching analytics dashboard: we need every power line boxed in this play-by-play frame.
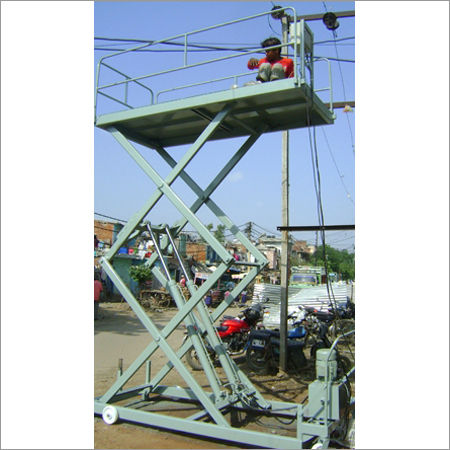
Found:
[94,212,127,223]
[314,56,354,63]
[267,2,282,37]
[94,224,116,234]
[94,36,355,55]
[320,4,355,156]
[320,128,354,204]
[94,37,259,52]
[327,235,354,245]
[94,47,217,53]
[316,36,354,45]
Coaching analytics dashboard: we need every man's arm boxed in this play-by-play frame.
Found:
[247,57,260,70]
[285,58,294,78]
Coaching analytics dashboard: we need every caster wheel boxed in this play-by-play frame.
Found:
[102,405,119,425]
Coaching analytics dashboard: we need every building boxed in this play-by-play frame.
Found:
[94,220,115,245]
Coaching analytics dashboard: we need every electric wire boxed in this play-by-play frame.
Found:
[306,93,355,361]
[333,39,355,156]
[95,212,128,223]
[94,224,117,234]
[94,216,320,249]
[267,2,282,37]
[320,128,354,204]
[95,37,260,53]
[314,56,354,63]
[95,36,354,46]
[251,222,282,237]
[316,36,354,45]
[94,47,226,53]
[94,36,354,58]
[321,3,355,156]
[327,235,354,245]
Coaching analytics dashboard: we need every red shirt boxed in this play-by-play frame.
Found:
[94,280,103,302]
[248,57,294,78]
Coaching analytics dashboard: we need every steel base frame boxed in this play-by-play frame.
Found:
[95,104,335,448]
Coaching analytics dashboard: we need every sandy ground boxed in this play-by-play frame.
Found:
[94,301,354,449]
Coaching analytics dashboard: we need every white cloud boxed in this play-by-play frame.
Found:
[228,171,243,183]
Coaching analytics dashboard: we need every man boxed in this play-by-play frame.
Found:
[247,37,294,82]
[94,274,103,320]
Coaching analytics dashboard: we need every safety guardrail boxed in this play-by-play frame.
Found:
[94,6,334,121]
[313,57,334,113]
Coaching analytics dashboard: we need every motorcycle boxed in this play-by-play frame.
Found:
[245,307,340,375]
[185,303,265,370]
[303,297,354,321]
[303,299,355,339]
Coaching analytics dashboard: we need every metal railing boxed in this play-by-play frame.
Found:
[313,57,334,113]
[94,6,333,120]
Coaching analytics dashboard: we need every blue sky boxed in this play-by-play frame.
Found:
[94,1,355,250]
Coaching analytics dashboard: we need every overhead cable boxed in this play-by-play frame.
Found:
[320,128,354,204]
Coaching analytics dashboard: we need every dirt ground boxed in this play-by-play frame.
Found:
[94,301,354,449]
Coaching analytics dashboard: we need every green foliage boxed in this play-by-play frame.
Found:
[129,264,152,285]
[314,245,355,281]
[203,223,226,244]
[214,224,226,244]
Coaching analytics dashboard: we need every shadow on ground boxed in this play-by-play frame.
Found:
[94,305,171,336]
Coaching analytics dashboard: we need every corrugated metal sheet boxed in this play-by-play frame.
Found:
[251,283,303,304]
[251,283,352,328]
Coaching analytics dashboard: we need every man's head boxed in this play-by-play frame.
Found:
[261,37,282,62]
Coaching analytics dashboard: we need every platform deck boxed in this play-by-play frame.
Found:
[95,78,334,148]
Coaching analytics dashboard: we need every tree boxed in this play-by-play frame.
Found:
[203,223,226,245]
[314,245,355,281]
[214,224,226,244]
[129,264,152,288]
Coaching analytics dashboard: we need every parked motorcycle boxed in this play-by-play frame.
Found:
[245,307,344,375]
[303,299,355,339]
[185,303,265,370]
[303,297,354,321]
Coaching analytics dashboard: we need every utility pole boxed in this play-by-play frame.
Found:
[245,222,252,240]
[279,15,290,372]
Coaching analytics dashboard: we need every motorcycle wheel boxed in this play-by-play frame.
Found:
[185,348,204,371]
[329,319,355,340]
[246,348,270,375]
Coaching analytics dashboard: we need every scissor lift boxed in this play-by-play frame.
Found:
[95,8,343,449]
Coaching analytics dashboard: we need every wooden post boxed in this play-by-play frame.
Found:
[279,16,290,372]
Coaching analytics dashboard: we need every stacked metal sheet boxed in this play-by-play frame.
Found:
[251,283,303,304]
[251,283,352,328]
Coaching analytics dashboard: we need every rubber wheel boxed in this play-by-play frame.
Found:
[185,348,203,371]
[102,405,119,425]
[245,348,270,375]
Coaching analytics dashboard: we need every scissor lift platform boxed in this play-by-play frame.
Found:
[94,7,348,449]
[96,78,334,148]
